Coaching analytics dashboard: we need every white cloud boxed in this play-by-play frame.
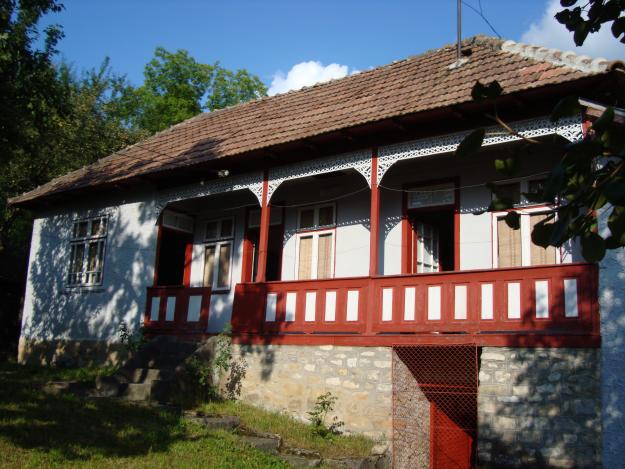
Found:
[521,0,624,61]
[268,61,351,96]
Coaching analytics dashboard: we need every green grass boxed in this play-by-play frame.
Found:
[201,400,375,459]
[0,362,289,468]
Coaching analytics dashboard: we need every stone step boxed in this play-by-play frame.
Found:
[183,413,241,431]
[279,454,322,468]
[119,367,174,383]
[239,435,281,454]
[123,382,153,401]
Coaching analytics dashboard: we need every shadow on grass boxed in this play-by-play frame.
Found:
[0,363,185,461]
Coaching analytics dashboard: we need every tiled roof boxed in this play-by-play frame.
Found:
[10,35,618,205]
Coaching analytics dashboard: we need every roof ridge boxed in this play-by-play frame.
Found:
[499,38,615,73]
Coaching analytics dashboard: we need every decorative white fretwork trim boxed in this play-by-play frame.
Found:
[267,150,372,201]
[377,116,583,184]
[154,171,264,216]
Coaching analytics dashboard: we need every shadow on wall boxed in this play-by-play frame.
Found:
[22,195,158,366]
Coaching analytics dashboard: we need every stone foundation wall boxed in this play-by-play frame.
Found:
[231,344,393,439]
[478,347,601,468]
[18,337,129,367]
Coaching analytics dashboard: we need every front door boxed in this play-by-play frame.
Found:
[410,210,454,273]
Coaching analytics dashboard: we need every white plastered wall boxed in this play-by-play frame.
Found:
[20,191,159,343]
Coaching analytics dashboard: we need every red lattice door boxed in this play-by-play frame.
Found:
[393,345,478,469]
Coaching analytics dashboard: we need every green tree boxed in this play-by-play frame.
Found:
[460,0,625,262]
[120,47,267,134]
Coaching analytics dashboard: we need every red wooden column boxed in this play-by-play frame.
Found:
[255,170,271,282]
[369,149,380,277]
[366,149,380,335]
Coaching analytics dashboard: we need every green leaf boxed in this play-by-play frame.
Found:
[489,197,514,212]
[603,178,625,206]
[560,0,577,7]
[551,96,583,122]
[471,80,502,101]
[531,220,555,248]
[591,106,615,134]
[608,206,625,237]
[455,128,485,157]
[581,232,606,262]
[612,17,625,41]
[504,211,520,230]
[494,157,518,176]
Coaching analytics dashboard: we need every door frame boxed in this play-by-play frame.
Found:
[401,177,460,273]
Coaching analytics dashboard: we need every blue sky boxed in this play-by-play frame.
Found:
[40,0,624,95]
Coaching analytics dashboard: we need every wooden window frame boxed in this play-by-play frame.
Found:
[203,216,235,291]
[296,203,336,232]
[66,215,108,288]
[491,206,562,269]
[294,228,336,280]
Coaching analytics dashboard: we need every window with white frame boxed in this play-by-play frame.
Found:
[493,208,559,268]
[203,217,234,290]
[491,177,551,207]
[296,204,335,280]
[67,216,108,287]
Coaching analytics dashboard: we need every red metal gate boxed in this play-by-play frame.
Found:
[393,345,478,469]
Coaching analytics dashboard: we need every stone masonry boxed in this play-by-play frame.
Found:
[478,347,601,468]
[231,344,393,439]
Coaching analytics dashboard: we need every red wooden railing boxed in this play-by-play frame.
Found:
[144,286,211,332]
[231,263,599,343]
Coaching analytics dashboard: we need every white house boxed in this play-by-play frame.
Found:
[10,36,625,467]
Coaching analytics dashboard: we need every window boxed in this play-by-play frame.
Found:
[67,216,108,286]
[295,204,336,280]
[415,222,440,273]
[203,217,234,290]
[491,178,552,207]
[298,204,335,230]
[493,209,559,268]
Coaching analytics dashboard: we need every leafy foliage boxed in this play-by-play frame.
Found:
[119,47,267,133]
[555,0,625,46]
[307,392,345,439]
[457,1,625,263]
[118,320,147,353]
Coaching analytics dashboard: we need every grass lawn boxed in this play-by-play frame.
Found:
[201,400,375,459]
[0,362,289,468]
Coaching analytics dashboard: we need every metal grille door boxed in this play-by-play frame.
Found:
[392,345,478,469]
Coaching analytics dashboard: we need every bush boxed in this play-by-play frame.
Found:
[307,392,344,439]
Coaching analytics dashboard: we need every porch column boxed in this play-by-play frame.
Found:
[255,170,271,282]
[369,149,380,277]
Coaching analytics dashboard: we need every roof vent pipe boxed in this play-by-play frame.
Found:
[457,0,462,62]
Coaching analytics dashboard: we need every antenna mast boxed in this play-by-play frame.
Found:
[457,0,462,61]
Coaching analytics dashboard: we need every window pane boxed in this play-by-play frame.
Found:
[317,233,333,279]
[299,209,315,229]
[493,183,521,205]
[203,245,216,287]
[248,210,261,228]
[217,243,232,288]
[530,213,557,265]
[91,218,106,236]
[220,218,233,238]
[205,221,219,240]
[318,206,335,226]
[298,236,313,280]
[71,244,85,274]
[87,242,100,271]
[74,221,88,238]
[498,217,522,267]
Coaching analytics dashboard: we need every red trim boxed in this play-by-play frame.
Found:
[453,177,461,271]
[241,206,255,283]
[256,171,271,282]
[369,148,380,277]
[152,222,163,286]
[144,285,211,332]
[183,241,193,287]
[229,332,600,348]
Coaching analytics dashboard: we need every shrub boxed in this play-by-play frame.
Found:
[307,392,344,439]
